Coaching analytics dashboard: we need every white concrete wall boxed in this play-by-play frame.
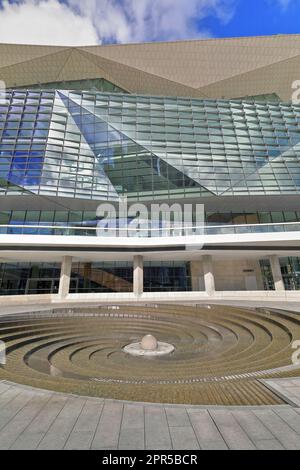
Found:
[190,258,264,292]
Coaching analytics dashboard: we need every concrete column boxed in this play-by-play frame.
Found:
[190,261,205,292]
[203,255,215,295]
[58,256,73,298]
[133,255,143,296]
[269,255,285,291]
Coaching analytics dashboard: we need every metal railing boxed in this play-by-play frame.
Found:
[0,221,300,237]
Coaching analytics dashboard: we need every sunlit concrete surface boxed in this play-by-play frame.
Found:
[0,380,300,450]
[2,293,300,315]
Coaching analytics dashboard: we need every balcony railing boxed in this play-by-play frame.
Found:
[1,221,300,237]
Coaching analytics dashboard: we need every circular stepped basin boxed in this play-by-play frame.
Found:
[0,304,300,405]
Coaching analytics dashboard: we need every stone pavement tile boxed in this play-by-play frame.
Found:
[118,404,145,450]
[281,388,300,406]
[145,406,172,450]
[0,386,23,410]
[232,410,275,442]
[122,404,144,429]
[165,407,190,427]
[255,439,285,450]
[10,432,45,450]
[68,400,103,433]
[65,400,103,450]
[37,397,86,450]
[10,394,69,450]
[282,379,300,386]
[91,402,123,450]
[0,382,11,395]
[169,426,200,450]
[187,410,228,450]
[11,393,67,449]
[274,408,300,435]
[0,393,51,450]
[281,386,300,394]
[0,390,35,431]
[119,428,145,450]
[65,431,95,450]
[283,384,300,389]
[263,380,300,406]
[254,409,300,450]
[209,410,256,450]
[270,380,294,387]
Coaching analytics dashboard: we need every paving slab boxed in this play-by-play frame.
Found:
[0,390,35,431]
[231,410,275,441]
[37,398,86,450]
[0,382,12,395]
[64,400,104,450]
[145,406,172,450]
[209,410,256,450]
[169,426,200,450]
[187,409,228,450]
[0,393,50,450]
[166,407,191,427]
[273,408,300,435]
[118,404,145,450]
[11,393,68,449]
[0,380,300,450]
[0,386,23,411]
[254,409,300,450]
[263,378,300,407]
[91,402,123,450]
[255,439,285,450]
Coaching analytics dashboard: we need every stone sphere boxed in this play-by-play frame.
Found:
[141,335,158,351]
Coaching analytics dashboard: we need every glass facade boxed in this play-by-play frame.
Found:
[2,90,300,202]
[1,87,300,294]
[0,261,191,295]
[1,209,300,231]
[0,262,61,295]
[260,257,300,291]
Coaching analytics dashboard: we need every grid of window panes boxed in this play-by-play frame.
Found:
[1,210,300,229]
[70,262,133,294]
[260,257,300,291]
[1,210,300,235]
[143,261,192,292]
[0,262,61,295]
[0,90,118,200]
[0,90,53,194]
[60,91,300,198]
[39,92,118,200]
[69,261,192,294]
[0,260,192,296]
[2,89,300,201]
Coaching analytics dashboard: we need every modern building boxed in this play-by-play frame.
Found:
[1,35,300,303]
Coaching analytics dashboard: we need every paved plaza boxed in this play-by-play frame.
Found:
[0,379,300,450]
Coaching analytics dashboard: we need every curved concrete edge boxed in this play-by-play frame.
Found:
[1,294,300,317]
[261,378,300,408]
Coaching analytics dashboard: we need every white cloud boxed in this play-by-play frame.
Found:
[0,0,99,45]
[68,0,237,43]
[275,0,293,9]
[0,0,237,46]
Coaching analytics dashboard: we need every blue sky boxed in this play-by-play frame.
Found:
[0,0,299,45]
[205,0,300,38]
